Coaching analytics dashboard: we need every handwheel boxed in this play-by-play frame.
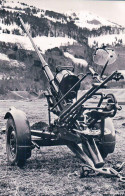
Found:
[6,117,31,166]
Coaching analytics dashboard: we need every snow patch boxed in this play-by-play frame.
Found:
[0,53,10,61]
[44,15,67,24]
[0,74,6,80]
[0,22,22,33]
[0,52,25,68]
[0,33,76,53]
[64,52,88,67]
[34,36,76,52]
[88,33,125,47]
[3,7,25,14]
[2,0,28,9]
[9,60,25,68]
[33,11,43,18]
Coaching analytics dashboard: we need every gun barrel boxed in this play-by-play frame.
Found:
[59,71,116,122]
[17,14,58,92]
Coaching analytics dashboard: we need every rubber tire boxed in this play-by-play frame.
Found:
[6,117,31,167]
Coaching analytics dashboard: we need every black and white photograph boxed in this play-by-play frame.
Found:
[0,0,125,195]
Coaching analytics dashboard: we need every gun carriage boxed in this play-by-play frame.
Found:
[5,14,125,181]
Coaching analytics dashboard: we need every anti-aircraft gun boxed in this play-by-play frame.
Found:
[4,14,125,181]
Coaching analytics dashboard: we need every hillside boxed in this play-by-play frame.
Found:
[65,11,121,30]
[0,0,125,94]
[0,0,92,93]
[1,0,125,43]
[0,41,92,94]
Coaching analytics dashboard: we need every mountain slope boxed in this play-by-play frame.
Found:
[0,0,125,94]
[1,0,125,40]
[65,11,121,30]
[0,33,77,53]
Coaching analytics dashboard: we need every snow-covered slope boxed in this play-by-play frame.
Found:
[0,33,76,53]
[3,1,119,30]
[1,0,122,30]
[64,52,88,67]
[0,52,25,68]
[2,0,28,9]
[65,11,120,30]
[0,53,9,61]
[88,33,125,47]
[0,19,23,34]
[0,0,125,49]
[0,1,77,52]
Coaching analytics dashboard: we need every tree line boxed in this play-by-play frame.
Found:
[1,8,124,45]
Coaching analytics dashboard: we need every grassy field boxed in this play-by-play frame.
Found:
[0,97,125,196]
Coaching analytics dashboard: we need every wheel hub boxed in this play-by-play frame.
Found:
[9,130,16,158]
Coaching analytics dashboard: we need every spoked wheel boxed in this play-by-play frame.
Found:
[6,117,31,167]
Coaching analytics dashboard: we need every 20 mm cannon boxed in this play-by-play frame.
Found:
[5,14,125,181]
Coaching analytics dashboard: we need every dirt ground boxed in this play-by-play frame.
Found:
[0,99,125,196]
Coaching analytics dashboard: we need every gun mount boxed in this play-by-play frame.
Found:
[4,14,125,181]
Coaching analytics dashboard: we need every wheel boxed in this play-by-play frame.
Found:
[6,117,31,166]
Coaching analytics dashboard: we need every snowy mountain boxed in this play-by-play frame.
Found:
[0,0,125,49]
[65,11,121,30]
[1,0,122,29]
[0,1,124,30]
[0,0,125,94]
[0,0,91,93]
